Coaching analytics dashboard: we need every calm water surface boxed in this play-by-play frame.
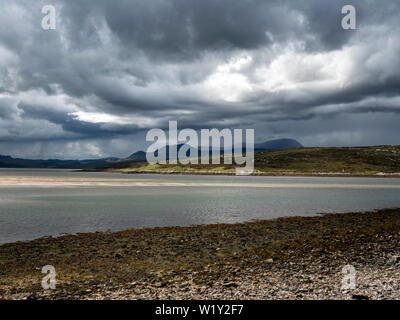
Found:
[1,168,400,244]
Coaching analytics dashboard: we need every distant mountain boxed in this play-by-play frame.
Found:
[125,151,147,162]
[122,139,303,162]
[122,144,197,162]
[0,138,303,169]
[0,155,119,169]
[254,138,303,151]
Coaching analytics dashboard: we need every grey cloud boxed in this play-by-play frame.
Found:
[18,102,144,139]
[0,0,399,158]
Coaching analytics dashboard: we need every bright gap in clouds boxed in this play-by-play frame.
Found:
[202,43,354,104]
[69,111,157,128]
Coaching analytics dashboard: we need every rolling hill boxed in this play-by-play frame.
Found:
[0,138,302,169]
[4,141,400,176]
[104,145,400,175]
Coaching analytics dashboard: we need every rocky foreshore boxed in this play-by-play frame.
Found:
[1,208,400,300]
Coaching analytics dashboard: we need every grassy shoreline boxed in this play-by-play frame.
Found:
[1,208,400,299]
[89,146,400,177]
[117,169,400,178]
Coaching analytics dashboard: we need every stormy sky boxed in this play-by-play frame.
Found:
[0,0,399,159]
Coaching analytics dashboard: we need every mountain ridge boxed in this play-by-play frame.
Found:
[0,138,303,168]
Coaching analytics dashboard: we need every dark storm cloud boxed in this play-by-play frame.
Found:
[102,0,295,59]
[0,0,399,158]
[18,102,143,138]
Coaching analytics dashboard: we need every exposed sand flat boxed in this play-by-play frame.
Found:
[1,176,400,189]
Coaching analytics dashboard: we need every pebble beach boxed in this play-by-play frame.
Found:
[1,208,400,300]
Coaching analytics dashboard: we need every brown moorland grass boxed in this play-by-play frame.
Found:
[98,146,400,175]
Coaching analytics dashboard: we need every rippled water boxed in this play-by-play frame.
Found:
[1,168,400,244]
